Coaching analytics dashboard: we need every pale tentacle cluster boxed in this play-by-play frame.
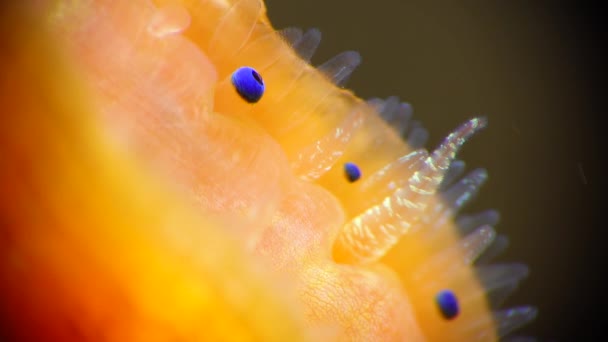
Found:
[278,19,536,340]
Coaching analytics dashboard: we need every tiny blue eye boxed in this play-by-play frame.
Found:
[231,66,265,103]
[344,162,361,183]
[435,290,460,320]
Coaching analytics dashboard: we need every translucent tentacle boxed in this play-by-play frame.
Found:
[439,159,466,191]
[412,225,497,286]
[371,96,413,136]
[334,118,487,264]
[318,51,361,86]
[279,26,303,45]
[292,28,322,62]
[407,120,430,149]
[476,234,509,265]
[495,307,539,338]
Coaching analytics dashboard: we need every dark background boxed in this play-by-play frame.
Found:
[266,1,605,340]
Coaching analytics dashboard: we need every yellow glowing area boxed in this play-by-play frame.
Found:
[0,6,307,340]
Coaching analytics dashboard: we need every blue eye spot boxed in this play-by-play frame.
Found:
[435,290,460,320]
[231,66,265,103]
[344,162,361,183]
